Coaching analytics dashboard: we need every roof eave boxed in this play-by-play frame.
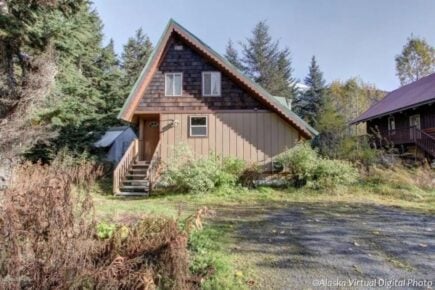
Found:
[351,98,435,125]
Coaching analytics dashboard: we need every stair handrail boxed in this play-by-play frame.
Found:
[113,139,138,194]
[147,140,162,190]
[414,127,435,157]
[417,127,435,140]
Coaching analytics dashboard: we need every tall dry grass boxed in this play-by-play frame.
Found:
[0,161,191,289]
[0,161,98,289]
[362,163,435,200]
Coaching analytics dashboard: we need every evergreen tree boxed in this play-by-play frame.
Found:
[395,36,435,85]
[274,49,297,101]
[294,56,326,126]
[224,39,244,71]
[95,39,124,115]
[121,28,153,90]
[0,0,84,92]
[0,0,125,160]
[42,3,106,127]
[241,21,296,100]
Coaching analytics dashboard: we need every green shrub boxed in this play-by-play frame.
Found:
[276,142,318,186]
[219,157,246,186]
[96,222,116,239]
[162,144,246,194]
[277,142,359,190]
[310,158,358,190]
[337,136,382,166]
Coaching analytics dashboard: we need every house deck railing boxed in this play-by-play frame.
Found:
[377,126,435,157]
[415,128,435,157]
[113,139,138,194]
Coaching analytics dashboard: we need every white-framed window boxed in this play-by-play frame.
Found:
[202,72,221,96]
[165,72,183,96]
[189,116,208,137]
[388,116,395,135]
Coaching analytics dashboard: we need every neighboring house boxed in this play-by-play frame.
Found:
[114,19,317,195]
[352,73,435,160]
[94,126,137,163]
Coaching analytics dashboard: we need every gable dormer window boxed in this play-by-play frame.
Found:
[202,72,221,96]
[165,72,183,96]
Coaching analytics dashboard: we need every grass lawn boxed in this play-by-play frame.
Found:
[91,180,435,289]
[93,180,435,221]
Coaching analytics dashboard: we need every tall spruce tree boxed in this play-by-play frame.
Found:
[121,28,153,91]
[0,0,84,92]
[95,39,124,115]
[224,39,244,71]
[0,0,125,161]
[294,56,326,126]
[43,4,106,127]
[240,21,296,100]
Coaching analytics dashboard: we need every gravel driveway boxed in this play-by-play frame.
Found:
[216,203,435,289]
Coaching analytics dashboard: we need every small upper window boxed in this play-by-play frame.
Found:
[202,72,221,96]
[165,73,182,96]
[189,116,208,137]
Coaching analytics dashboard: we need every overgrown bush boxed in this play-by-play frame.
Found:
[162,144,246,194]
[0,162,193,289]
[87,217,189,289]
[310,158,359,190]
[0,162,97,289]
[277,142,358,190]
[337,136,382,166]
[276,142,318,186]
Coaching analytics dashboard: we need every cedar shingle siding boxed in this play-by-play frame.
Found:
[137,35,265,112]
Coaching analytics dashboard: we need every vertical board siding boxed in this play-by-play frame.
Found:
[222,113,230,157]
[243,113,251,161]
[159,112,299,168]
[215,113,223,156]
[250,112,257,161]
[257,112,265,163]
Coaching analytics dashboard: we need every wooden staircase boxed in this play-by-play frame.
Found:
[113,139,161,196]
[118,160,150,196]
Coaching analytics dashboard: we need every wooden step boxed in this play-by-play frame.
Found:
[131,164,149,169]
[125,174,147,180]
[134,161,150,166]
[117,191,149,196]
[129,168,147,174]
[123,180,149,186]
[120,185,149,191]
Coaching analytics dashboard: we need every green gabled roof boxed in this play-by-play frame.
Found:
[118,19,318,138]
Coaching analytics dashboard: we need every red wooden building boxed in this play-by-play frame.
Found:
[352,73,435,160]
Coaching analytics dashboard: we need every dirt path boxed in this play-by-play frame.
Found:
[214,203,435,289]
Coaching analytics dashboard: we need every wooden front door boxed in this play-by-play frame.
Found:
[143,120,160,161]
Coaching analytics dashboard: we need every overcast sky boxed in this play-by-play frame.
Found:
[93,0,435,91]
